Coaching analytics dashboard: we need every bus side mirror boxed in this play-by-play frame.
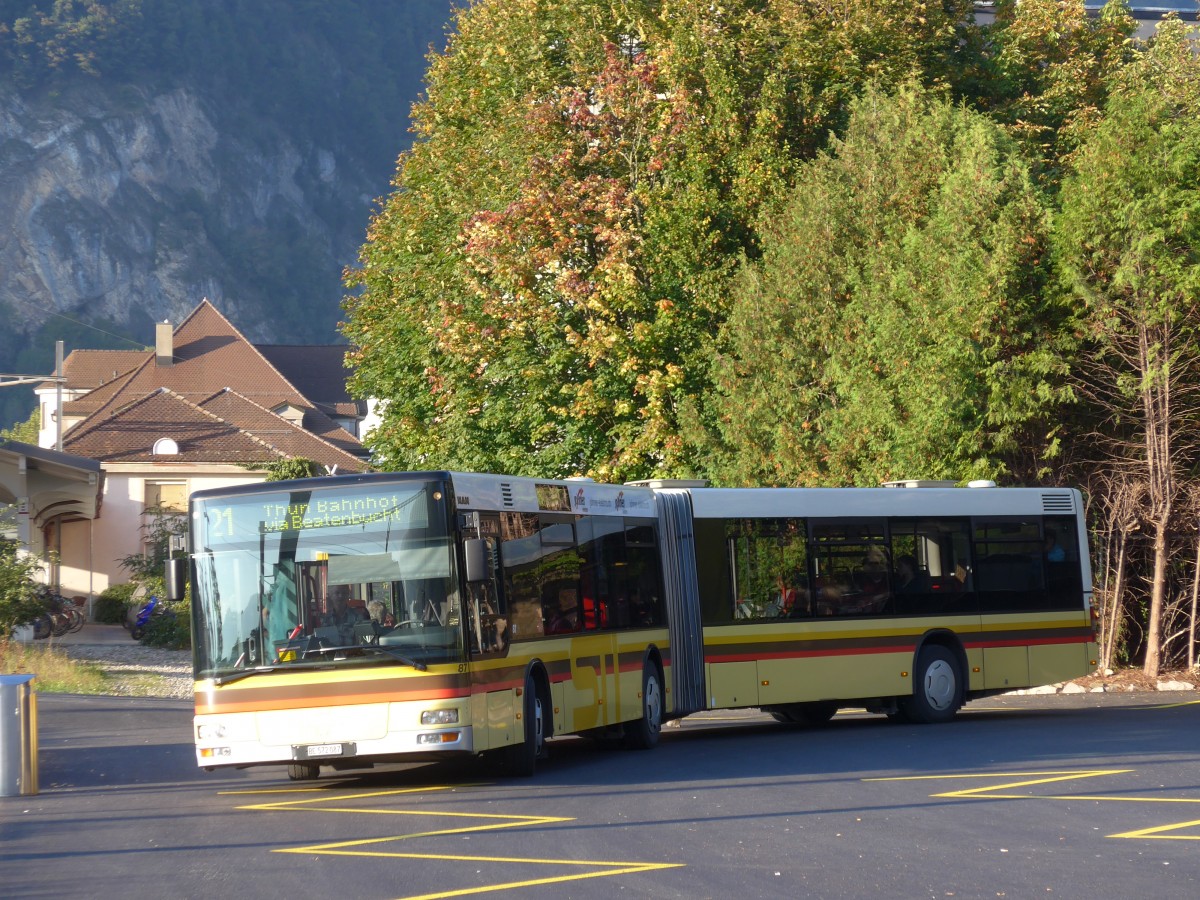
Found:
[464,538,491,583]
[165,557,188,601]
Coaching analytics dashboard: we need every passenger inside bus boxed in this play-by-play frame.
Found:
[365,599,387,626]
[322,585,366,643]
[545,587,581,634]
[773,573,799,616]
[895,555,932,593]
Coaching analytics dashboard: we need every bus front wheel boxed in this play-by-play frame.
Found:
[288,762,320,781]
[503,675,545,776]
[625,662,663,750]
[901,645,962,724]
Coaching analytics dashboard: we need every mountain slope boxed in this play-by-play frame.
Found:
[0,0,451,425]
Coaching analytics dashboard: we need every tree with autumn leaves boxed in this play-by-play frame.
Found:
[344,0,978,481]
[344,1,1200,675]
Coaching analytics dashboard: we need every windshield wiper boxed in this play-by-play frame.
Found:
[212,666,280,686]
[301,643,428,671]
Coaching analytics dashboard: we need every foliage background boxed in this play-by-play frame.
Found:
[343,0,1200,673]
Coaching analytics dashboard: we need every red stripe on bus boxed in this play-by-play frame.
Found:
[706,644,914,664]
[967,635,1094,649]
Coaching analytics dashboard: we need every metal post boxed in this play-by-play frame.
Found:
[0,674,38,797]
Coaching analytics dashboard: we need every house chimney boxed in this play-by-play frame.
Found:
[155,321,173,368]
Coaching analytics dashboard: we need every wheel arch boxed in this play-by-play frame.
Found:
[523,658,553,735]
[642,644,665,684]
[913,629,968,683]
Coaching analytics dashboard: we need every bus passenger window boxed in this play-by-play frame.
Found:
[889,519,972,616]
[726,517,808,621]
[808,521,888,617]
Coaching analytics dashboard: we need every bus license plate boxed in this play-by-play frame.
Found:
[296,743,349,759]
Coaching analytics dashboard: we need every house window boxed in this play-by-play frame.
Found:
[146,481,188,513]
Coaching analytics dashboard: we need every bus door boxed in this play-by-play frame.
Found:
[565,626,616,733]
[564,516,626,733]
[463,513,515,752]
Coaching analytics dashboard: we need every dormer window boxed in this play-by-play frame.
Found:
[272,403,305,426]
[152,438,180,455]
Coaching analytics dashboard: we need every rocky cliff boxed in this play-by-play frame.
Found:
[0,80,378,354]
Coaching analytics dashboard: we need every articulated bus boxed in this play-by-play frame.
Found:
[175,472,1098,780]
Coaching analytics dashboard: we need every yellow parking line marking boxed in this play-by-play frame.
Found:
[1152,697,1200,709]
[392,863,681,900]
[1110,819,1200,840]
[233,784,682,897]
[867,769,1200,840]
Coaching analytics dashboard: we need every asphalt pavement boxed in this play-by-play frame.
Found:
[3,691,1198,900]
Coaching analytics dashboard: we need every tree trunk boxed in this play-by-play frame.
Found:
[1102,531,1128,672]
[1189,529,1199,671]
[1143,519,1169,677]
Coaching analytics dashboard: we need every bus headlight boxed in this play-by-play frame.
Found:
[421,709,459,725]
[197,723,227,740]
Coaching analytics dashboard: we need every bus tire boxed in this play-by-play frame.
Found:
[768,701,838,727]
[503,674,545,777]
[625,662,664,750]
[288,762,320,781]
[901,644,962,724]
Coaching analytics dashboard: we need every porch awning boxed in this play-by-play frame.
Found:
[0,440,104,551]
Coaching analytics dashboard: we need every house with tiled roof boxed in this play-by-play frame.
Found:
[32,299,372,602]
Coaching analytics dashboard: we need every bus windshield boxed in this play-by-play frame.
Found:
[189,478,463,679]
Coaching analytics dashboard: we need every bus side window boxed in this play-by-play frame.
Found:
[1043,517,1083,610]
[973,518,1045,612]
[889,520,972,616]
[727,517,809,620]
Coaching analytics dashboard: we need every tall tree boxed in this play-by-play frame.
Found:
[700,82,1067,487]
[344,0,981,480]
[976,0,1135,186]
[1054,17,1200,676]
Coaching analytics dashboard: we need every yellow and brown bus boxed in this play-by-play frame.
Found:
[176,473,1097,780]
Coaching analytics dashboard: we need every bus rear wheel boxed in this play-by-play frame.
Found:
[901,645,962,724]
[625,662,663,750]
[768,701,839,726]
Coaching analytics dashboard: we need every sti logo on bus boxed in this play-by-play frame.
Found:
[574,487,586,510]
[616,491,625,510]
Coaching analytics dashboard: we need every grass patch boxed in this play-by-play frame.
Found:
[0,639,112,694]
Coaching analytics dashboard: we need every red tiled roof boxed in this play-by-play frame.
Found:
[197,389,367,472]
[59,350,147,389]
[254,344,362,410]
[55,299,370,469]
[62,389,278,464]
[62,388,368,472]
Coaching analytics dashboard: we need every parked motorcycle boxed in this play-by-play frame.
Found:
[129,595,162,640]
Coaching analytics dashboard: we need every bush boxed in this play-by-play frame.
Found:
[0,541,45,636]
[95,583,137,624]
[139,598,191,650]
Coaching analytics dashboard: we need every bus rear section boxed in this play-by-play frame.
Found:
[682,485,1098,722]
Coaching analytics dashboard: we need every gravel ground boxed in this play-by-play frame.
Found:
[59,641,193,700]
